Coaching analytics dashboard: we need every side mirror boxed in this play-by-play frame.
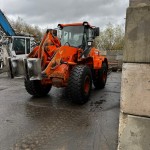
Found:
[94,27,100,37]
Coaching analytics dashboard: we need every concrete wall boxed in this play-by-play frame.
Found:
[121,63,150,117]
[123,5,150,62]
[106,50,123,61]
[106,50,123,69]
[118,114,150,150]
[130,0,150,6]
[118,1,150,149]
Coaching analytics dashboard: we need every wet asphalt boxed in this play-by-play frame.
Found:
[0,72,121,150]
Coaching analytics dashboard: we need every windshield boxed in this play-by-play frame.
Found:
[12,38,25,55]
[60,26,84,47]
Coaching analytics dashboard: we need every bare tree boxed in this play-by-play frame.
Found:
[94,23,124,50]
[10,17,43,42]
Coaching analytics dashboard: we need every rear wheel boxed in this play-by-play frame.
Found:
[93,62,108,89]
[67,65,92,104]
[24,79,52,97]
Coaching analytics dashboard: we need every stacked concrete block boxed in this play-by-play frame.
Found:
[123,5,150,63]
[130,0,150,6]
[121,63,150,117]
[118,114,150,150]
[118,1,150,149]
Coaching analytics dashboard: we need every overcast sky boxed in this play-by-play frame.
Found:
[1,0,129,30]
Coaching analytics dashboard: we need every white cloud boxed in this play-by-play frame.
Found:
[0,0,129,29]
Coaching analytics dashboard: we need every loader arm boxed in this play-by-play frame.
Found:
[28,29,61,70]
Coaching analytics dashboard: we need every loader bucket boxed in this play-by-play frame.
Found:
[8,57,25,78]
[8,57,42,80]
[26,58,42,80]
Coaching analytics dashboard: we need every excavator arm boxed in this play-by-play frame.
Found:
[0,9,16,36]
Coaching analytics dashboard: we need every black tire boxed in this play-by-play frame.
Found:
[24,79,52,97]
[93,62,108,89]
[67,65,92,104]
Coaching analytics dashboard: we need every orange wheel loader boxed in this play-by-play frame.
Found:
[8,22,108,104]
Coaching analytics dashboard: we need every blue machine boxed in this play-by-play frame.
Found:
[0,9,35,58]
[0,9,16,36]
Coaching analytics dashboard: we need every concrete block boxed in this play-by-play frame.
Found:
[121,63,150,117]
[130,0,150,7]
[123,6,150,63]
[118,113,150,150]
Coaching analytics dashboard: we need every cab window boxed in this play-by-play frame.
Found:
[13,38,25,55]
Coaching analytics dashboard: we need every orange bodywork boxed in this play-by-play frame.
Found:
[28,24,107,87]
[58,22,93,28]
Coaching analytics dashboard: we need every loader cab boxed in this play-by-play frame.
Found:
[9,36,34,57]
[58,22,99,50]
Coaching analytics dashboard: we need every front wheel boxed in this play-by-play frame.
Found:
[93,62,108,89]
[67,65,92,104]
[24,79,52,97]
